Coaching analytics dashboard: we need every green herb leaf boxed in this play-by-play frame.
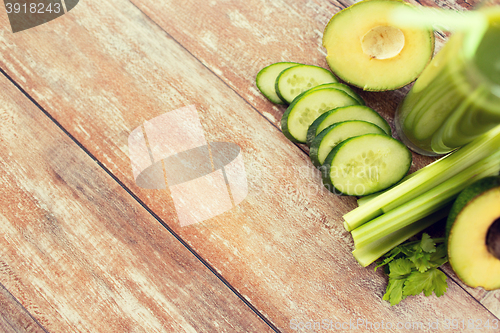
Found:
[383,279,406,306]
[404,233,437,272]
[429,243,448,268]
[377,233,449,305]
[403,268,448,298]
[388,258,413,279]
[409,251,432,273]
[374,247,401,271]
[420,233,436,253]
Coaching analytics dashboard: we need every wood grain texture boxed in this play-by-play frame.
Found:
[0,0,498,332]
[0,75,273,332]
[128,0,454,151]
[128,0,500,317]
[0,283,47,333]
[124,0,467,178]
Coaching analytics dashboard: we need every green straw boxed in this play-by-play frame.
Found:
[389,6,489,59]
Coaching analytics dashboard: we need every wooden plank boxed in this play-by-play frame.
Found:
[127,0,463,137]
[0,283,47,333]
[128,0,500,315]
[0,75,273,332]
[481,291,500,319]
[122,0,461,176]
[0,0,498,331]
[441,265,500,318]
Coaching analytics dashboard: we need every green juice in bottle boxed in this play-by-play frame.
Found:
[396,9,500,156]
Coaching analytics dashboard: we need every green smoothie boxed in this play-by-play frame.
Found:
[396,9,500,155]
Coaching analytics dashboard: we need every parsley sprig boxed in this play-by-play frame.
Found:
[375,233,449,306]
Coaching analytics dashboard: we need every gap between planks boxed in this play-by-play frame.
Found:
[0,67,282,333]
[0,0,496,324]
[123,0,500,320]
[127,0,311,157]
[0,282,49,333]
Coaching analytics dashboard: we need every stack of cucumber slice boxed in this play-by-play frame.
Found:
[256,62,412,197]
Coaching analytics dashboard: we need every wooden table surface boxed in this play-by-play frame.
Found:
[1,0,499,332]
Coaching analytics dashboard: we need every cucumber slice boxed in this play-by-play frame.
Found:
[301,82,365,106]
[256,62,300,104]
[310,121,386,167]
[322,134,412,196]
[281,88,359,143]
[287,82,364,107]
[306,105,391,146]
[275,65,338,104]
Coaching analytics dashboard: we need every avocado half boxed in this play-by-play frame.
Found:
[322,0,434,91]
[446,176,500,290]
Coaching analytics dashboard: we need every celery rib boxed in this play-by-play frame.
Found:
[351,152,500,248]
[356,165,428,207]
[352,207,450,267]
[356,193,378,207]
[343,126,500,231]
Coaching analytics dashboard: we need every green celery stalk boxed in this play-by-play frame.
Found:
[356,166,428,206]
[343,125,500,231]
[351,151,500,248]
[356,193,378,207]
[352,207,450,267]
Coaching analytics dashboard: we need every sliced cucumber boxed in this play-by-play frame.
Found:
[321,134,412,196]
[310,121,386,167]
[306,105,391,146]
[275,65,338,104]
[299,82,365,106]
[281,88,359,143]
[256,62,299,104]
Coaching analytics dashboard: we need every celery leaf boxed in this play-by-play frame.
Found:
[377,233,448,305]
[403,268,448,297]
[420,233,437,253]
[383,279,406,306]
[388,258,412,279]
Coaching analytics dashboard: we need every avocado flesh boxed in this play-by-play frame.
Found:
[447,177,500,290]
[322,0,434,91]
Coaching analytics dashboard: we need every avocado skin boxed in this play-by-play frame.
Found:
[446,175,500,240]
